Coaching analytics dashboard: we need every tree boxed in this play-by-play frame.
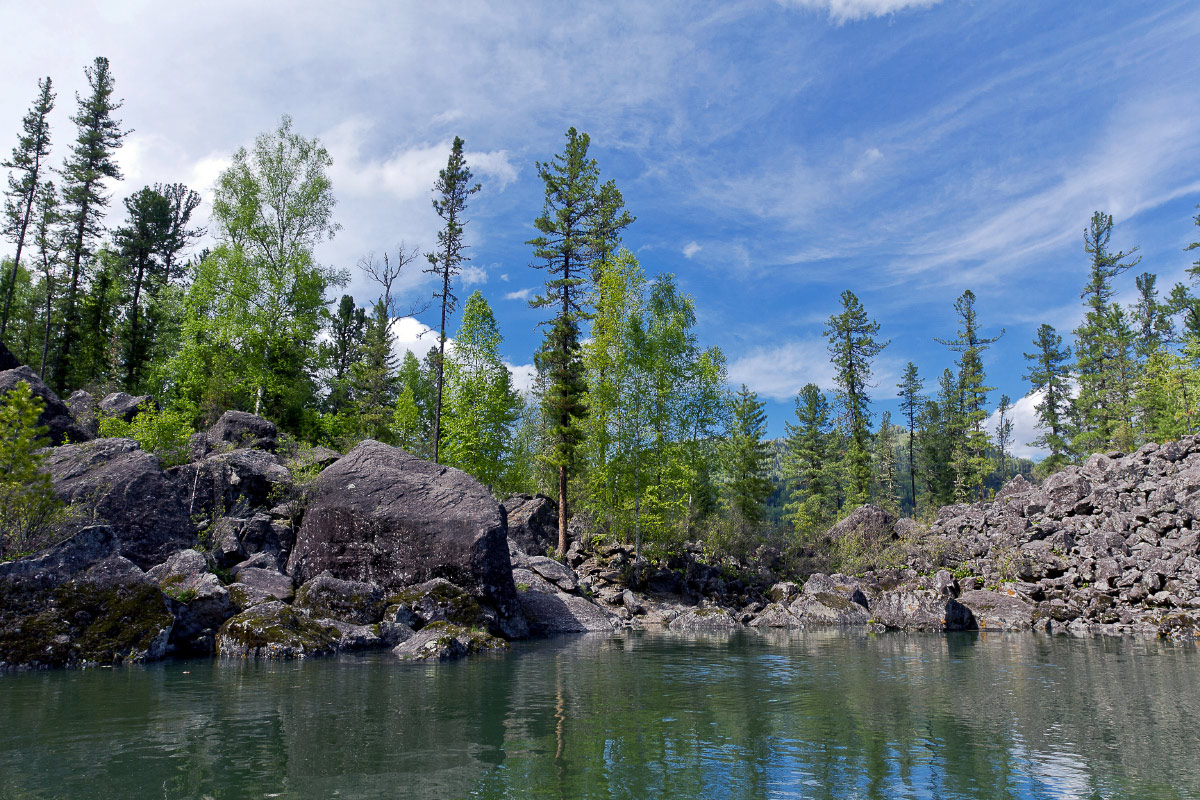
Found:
[919,368,959,506]
[1131,272,1173,359]
[442,291,521,492]
[319,294,367,412]
[113,186,172,390]
[528,127,632,553]
[154,182,203,285]
[391,349,437,458]
[30,181,63,378]
[1023,323,1073,473]
[0,381,64,559]
[58,57,127,391]
[2,77,55,341]
[873,411,900,512]
[1073,211,1139,456]
[994,394,1014,483]
[824,290,888,507]
[349,299,398,442]
[171,116,342,427]
[896,361,924,514]
[782,383,834,536]
[720,385,773,536]
[936,290,1002,502]
[425,137,480,464]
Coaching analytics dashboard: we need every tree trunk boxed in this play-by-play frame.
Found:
[558,463,568,556]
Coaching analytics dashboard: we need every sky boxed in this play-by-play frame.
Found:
[3,0,1199,457]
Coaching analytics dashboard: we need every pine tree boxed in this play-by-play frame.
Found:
[58,57,127,391]
[114,186,172,391]
[0,380,64,558]
[936,290,1002,502]
[896,361,924,514]
[2,77,55,341]
[30,181,62,378]
[873,411,900,512]
[1131,272,1174,360]
[994,394,1014,483]
[319,294,367,413]
[921,368,960,506]
[782,383,834,536]
[1023,323,1073,473]
[824,290,888,507]
[1104,304,1138,452]
[720,385,773,536]
[425,137,480,464]
[528,127,632,553]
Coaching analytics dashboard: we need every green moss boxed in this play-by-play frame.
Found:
[812,592,856,612]
[163,586,198,604]
[216,604,339,658]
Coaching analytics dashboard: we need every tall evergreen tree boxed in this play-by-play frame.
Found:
[30,181,62,378]
[113,186,172,390]
[425,137,480,464]
[1023,323,1073,473]
[896,361,924,514]
[319,294,367,413]
[2,77,55,341]
[994,394,1014,483]
[873,411,900,513]
[720,385,773,535]
[528,127,632,553]
[782,383,834,536]
[349,299,398,442]
[58,57,126,391]
[1131,272,1173,359]
[154,182,203,285]
[824,290,888,507]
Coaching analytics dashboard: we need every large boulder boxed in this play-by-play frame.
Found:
[825,504,896,546]
[206,410,278,453]
[288,441,527,639]
[871,589,973,632]
[147,548,233,654]
[516,583,616,635]
[43,439,197,570]
[66,390,100,437]
[228,567,294,609]
[392,621,508,662]
[215,601,339,659]
[98,392,153,424]
[0,366,89,444]
[0,527,174,669]
[294,573,386,625]
[172,449,292,519]
[668,607,741,633]
[958,589,1034,631]
[503,494,558,556]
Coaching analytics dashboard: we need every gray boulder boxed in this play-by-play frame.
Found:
[215,601,339,659]
[385,578,499,631]
[228,567,294,609]
[206,410,278,453]
[825,504,896,546]
[294,573,386,624]
[750,603,804,628]
[871,589,973,632]
[958,589,1034,631]
[288,440,527,639]
[0,366,89,444]
[668,607,741,632]
[66,390,100,437]
[43,439,197,570]
[173,449,291,519]
[392,621,508,662]
[98,392,153,424]
[148,549,233,654]
[516,585,616,635]
[503,494,558,556]
[528,555,579,592]
[789,593,871,626]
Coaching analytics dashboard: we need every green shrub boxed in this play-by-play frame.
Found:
[98,400,197,468]
[0,381,67,559]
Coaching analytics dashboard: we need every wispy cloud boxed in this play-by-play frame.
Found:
[779,0,946,23]
[682,241,702,259]
[505,288,533,301]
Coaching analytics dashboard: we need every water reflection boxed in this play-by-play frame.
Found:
[0,631,1197,799]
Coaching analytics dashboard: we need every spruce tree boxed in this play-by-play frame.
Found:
[1131,272,1173,359]
[824,290,888,507]
[58,57,127,391]
[896,361,924,514]
[1023,323,1073,473]
[873,411,900,513]
[2,77,55,341]
[114,186,172,390]
[720,385,773,536]
[30,181,62,378]
[319,294,367,413]
[528,127,632,553]
[994,394,1014,484]
[782,383,834,536]
[425,137,480,464]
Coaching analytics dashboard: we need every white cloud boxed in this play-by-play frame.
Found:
[505,288,533,301]
[500,273,510,282]
[506,362,538,396]
[849,146,883,181]
[780,0,945,23]
[389,316,442,363]
[461,265,488,287]
[728,338,836,401]
[682,241,702,259]
[986,390,1048,461]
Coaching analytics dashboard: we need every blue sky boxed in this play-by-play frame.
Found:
[3,0,1199,455]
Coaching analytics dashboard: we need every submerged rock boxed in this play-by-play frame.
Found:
[392,621,508,662]
[215,601,339,659]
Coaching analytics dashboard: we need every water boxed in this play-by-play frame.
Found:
[1,630,1198,799]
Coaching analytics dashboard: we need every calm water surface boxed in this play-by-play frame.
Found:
[1,630,1198,799]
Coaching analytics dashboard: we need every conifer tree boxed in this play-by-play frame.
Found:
[528,127,632,553]
[720,385,773,535]
[58,57,127,390]
[1131,272,1173,360]
[114,186,172,390]
[824,290,887,507]
[994,394,1014,483]
[320,294,367,413]
[2,77,55,341]
[425,137,480,464]
[0,381,64,558]
[896,361,924,514]
[1023,323,1073,473]
[873,411,900,513]
[782,383,834,536]
[30,181,62,378]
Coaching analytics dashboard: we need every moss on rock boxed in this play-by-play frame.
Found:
[215,601,340,659]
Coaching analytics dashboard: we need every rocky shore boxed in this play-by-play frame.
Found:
[1,358,1198,671]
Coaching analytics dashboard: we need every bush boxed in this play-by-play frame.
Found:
[98,400,197,468]
[0,381,67,559]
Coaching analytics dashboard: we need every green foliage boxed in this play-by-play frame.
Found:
[782,383,835,538]
[1023,323,1073,472]
[719,385,772,536]
[97,400,196,468]
[0,381,65,559]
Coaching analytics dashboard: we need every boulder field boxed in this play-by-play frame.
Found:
[3,360,1200,670]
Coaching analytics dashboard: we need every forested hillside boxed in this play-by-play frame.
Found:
[3,57,1199,567]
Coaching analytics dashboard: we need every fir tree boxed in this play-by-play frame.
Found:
[782,383,834,536]
[896,361,924,514]
[720,385,773,535]
[1023,323,1073,473]
[994,394,1014,483]
[113,186,172,391]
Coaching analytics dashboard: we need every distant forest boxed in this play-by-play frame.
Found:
[3,57,1199,566]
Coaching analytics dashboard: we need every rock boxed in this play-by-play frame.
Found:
[0,340,19,370]
[215,601,339,659]
[802,573,871,607]
[528,555,579,592]
[932,569,958,597]
[98,392,153,424]
[43,439,197,570]
[517,585,616,635]
[750,603,804,628]
[871,590,973,632]
[392,621,509,662]
[829,504,897,540]
[668,607,741,632]
[958,589,1034,631]
[206,410,278,452]
[996,473,1034,500]
[294,573,386,624]
[288,445,341,472]
[893,518,929,540]
[148,549,233,654]
[228,567,294,609]
[621,589,645,614]
[0,531,174,669]
[173,449,291,520]
[205,514,286,569]
[288,441,526,639]
[0,366,89,444]
[66,390,99,436]
[767,581,801,603]
[386,578,498,631]
[789,592,871,626]
[503,494,558,556]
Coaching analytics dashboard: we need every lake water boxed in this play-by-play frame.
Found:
[1,630,1198,799]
